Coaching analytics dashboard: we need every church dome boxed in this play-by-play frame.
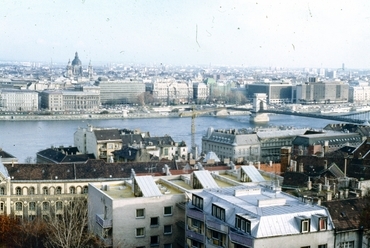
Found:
[71,52,82,66]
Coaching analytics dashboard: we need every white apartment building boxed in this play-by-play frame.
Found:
[0,89,38,111]
[88,175,187,247]
[74,126,122,162]
[185,184,335,248]
[349,83,370,103]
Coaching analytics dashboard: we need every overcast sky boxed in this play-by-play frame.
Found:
[1,0,370,68]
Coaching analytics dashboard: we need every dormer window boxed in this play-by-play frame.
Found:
[301,219,310,233]
[212,204,225,221]
[235,215,251,234]
[318,217,327,231]
[192,194,203,210]
[296,216,310,233]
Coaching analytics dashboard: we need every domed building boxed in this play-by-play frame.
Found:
[66,52,91,79]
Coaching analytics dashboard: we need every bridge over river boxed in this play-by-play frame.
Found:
[226,106,370,124]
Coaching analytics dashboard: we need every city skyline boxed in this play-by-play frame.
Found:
[1,0,370,69]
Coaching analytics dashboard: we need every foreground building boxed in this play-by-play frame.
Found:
[186,184,334,248]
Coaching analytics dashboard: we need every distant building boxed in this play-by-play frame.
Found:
[151,78,193,105]
[36,146,95,164]
[246,80,293,104]
[40,85,100,111]
[202,127,260,163]
[193,82,209,103]
[296,78,349,104]
[292,132,362,156]
[94,77,145,105]
[0,89,38,111]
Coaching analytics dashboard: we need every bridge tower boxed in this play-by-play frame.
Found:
[250,93,269,123]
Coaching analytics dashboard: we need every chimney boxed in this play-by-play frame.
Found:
[307,177,312,190]
[323,160,327,170]
[299,163,304,173]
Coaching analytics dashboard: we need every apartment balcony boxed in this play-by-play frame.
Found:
[186,228,204,243]
[96,214,112,228]
[206,218,228,233]
[187,208,204,220]
[229,229,253,247]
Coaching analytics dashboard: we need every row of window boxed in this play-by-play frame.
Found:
[135,224,172,237]
[0,186,88,195]
[136,206,173,219]
[0,200,70,213]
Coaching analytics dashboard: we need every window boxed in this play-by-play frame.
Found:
[318,245,327,248]
[339,241,354,248]
[164,244,172,248]
[150,235,159,246]
[164,206,172,216]
[192,195,203,210]
[29,187,35,195]
[150,217,159,227]
[83,186,88,194]
[164,225,172,235]
[69,186,76,194]
[42,187,49,195]
[136,208,145,218]
[0,202,4,211]
[42,202,49,211]
[0,187,4,195]
[301,219,310,233]
[16,187,22,195]
[318,217,327,231]
[29,202,36,211]
[56,186,62,194]
[212,204,225,221]
[15,202,23,211]
[29,215,36,221]
[56,201,63,210]
[211,230,225,246]
[235,215,251,234]
[136,227,145,237]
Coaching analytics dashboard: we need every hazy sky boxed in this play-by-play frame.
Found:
[1,0,370,68]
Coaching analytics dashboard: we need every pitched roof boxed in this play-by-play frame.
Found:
[94,129,121,141]
[4,160,177,181]
[322,198,367,231]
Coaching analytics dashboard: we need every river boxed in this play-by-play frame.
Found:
[0,114,340,162]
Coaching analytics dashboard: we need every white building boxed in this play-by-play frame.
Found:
[0,89,38,111]
[202,127,261,163]
[88,175,187,247]
[185,183,335,248]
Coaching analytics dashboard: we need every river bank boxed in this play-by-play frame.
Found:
[0,111,250,121]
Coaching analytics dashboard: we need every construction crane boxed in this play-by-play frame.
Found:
[179,105,227,160]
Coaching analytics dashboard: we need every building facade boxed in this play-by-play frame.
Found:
[185,184,334,248]
[94,78,145,105]
[0,89,38,111]
[296,79,349,104]
[202,127,260,163]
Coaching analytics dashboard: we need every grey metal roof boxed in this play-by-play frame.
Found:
[134,176,162,197]
[193,170,219,189]
[195,185,333,238]
[256,129,307,139]
[241,166,265,182]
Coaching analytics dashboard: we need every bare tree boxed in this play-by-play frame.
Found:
[43,197,101,248]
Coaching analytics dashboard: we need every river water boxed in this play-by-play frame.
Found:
[0,114,339,162]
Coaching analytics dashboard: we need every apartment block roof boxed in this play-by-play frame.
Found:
[194,185,333,238]
[94,129,121,141]
[292,132,361,146]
